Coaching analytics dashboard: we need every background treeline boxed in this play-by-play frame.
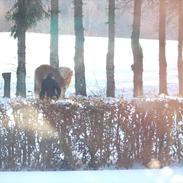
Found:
[0,0,177,39]
[0,98,182,170]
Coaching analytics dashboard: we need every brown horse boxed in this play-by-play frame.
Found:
[34,64,73,98]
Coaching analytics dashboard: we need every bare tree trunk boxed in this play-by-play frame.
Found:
[159,0,167,95]
[16,31,26,97]
[50,0,59,69]
[178,0,183,96]
[2,72,11,98]
[131,0,143,97]
[74,0,86,96]
[106,0,115,97]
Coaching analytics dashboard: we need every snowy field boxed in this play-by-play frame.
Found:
[0,167,183,183]
[0,32,179,98]
[0,32,183,183]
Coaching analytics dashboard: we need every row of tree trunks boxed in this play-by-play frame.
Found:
[11,0,180,98]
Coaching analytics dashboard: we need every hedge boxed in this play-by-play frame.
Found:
[0,97,182,170]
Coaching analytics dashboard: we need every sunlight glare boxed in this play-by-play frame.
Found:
[14,104,59,139]
[147,158,161,169]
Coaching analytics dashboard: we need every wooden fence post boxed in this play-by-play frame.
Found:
[2,72,11,98]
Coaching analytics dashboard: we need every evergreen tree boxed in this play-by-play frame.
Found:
[7,0,46,97]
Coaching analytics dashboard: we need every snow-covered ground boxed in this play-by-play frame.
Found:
[0,32,179,98]
[0,167,183,183]
[0,32,182,183]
